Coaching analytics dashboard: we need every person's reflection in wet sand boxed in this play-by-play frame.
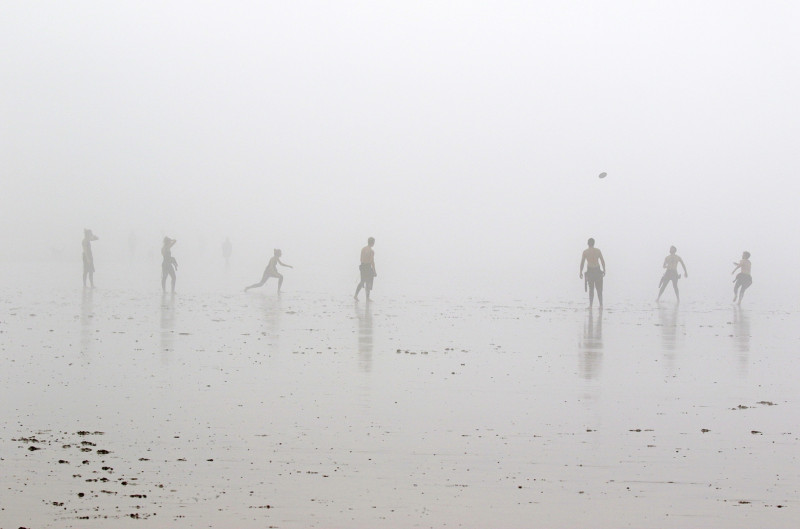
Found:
[579,308,603,381]
[260,293,282,352]
[658,304,680,351]
[80,287,94,358]
[732,306,750,376]
[355,300,373,372]
[160,292,175,361]
[658,304,680,375]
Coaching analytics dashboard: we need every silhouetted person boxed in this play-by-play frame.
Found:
[82,229,98,288]
[222,237,232,269]
[161,237,178,293]
[354,237,377,301]
[245,249,292,293]
[579,238,605,307]
[732,251,752,305]
[657,246,688,302]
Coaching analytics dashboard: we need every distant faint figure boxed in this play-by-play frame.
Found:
[222,237,232,269]
[579,238,605,307]
[657,246,688,302]
[161,237,178,293]
[82,229,99,288]
[245,249,292,293]
[354,237,377,301]
[732,251,752,305]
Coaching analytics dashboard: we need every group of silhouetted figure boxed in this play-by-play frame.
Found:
[82,231,380,300]
[82,231,751,305]
[577,238,752,307]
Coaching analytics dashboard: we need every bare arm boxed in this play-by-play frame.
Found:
[278,258,292,268]
[579,255,586,278]
[599,252,606,274]
[731,261,741,275]
[679,257,688,277]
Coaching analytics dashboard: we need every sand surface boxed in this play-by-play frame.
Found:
[1,283,799,527]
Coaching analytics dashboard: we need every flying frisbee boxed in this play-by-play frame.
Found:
[598,172,607,179]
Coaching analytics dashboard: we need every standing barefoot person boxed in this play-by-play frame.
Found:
[82,229,99,288]
[161,237,178,293]
[354,237,376,301]
[245,249,292,293]
[732,251,752,306]
[657,246,688,302]
[579,238,605,308]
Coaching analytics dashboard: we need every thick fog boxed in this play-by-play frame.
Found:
[2,2,798,304]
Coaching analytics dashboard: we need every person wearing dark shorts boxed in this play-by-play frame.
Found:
[579,238,606,308]
[732,251,752,305]
[354,237,376,301]
[657,246,688,302]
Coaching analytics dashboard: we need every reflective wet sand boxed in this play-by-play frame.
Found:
[1,288,798,528]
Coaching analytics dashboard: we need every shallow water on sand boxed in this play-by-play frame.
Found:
[1,286,798,528]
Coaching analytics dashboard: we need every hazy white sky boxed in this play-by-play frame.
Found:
[2,1,799,301]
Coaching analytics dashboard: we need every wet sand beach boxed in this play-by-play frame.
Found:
[1,284,799,528]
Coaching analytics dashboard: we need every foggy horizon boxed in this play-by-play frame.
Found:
[3,2,798,304]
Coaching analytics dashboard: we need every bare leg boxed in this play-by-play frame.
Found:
[733,283,740,302]
[596,277,603,307]
[162,271,167,292]
[738,284,749,306]
[672,280,680,303]
[365,285,371,301]
[245,269,270,292]
[169,269,176,293]
[657,281,668,301]
[354,281,364,300]
[588,280,595,307]
[277,273,284,292]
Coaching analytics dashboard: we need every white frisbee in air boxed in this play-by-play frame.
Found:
[598,172,607,179]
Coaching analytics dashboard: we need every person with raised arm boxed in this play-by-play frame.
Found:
[245,249,292,293]
[657,246,688,302]
[731,251,752,306]
[161,237,178,293]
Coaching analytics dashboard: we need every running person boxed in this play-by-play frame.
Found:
[82,229,99,288]
[354,237,376,301]
[657,246,688,302]
[245,249,292,293]
[579,238,606,307]
[161,237,178,293]
[732,251,752,305]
